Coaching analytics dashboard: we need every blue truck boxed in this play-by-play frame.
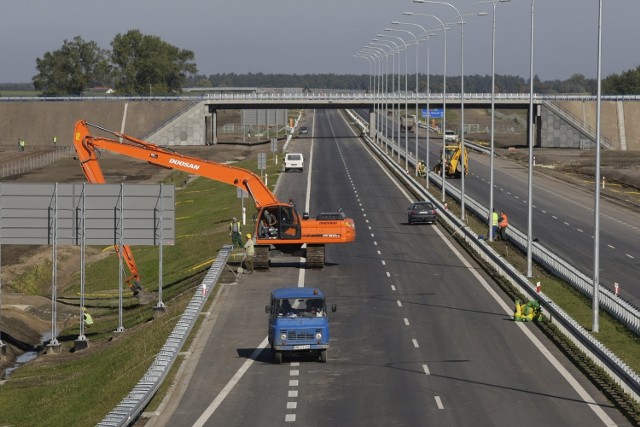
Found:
[266,287,335,364]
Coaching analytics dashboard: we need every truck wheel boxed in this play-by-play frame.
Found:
[274,350,283,364]
[319,349,327,363]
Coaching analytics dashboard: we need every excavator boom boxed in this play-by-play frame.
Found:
[73,120,355,271]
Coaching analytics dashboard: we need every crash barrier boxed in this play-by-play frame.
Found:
[345,109,640,404]
[351,109,640,337]
[0,146,74,178]
[97,245,233,427]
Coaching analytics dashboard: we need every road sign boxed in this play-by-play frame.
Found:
[422,108,443,119]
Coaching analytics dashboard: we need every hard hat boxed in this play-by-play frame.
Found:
[246,233,252,239]
[233,217,237,221]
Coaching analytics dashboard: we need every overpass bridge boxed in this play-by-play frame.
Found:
[201,92,640,149]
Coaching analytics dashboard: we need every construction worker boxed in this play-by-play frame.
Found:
[53,136,57,147]
[83,307,93,326]
[416,161,426,177]
[499,211,509,240]
[18,138,25,151]
[491,209,499,240]
[229,217,243,248]
[243,233,255,274]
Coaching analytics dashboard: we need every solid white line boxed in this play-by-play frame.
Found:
[434,396,444,409]
[192,337,269,427]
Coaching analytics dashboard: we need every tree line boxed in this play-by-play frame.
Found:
[2,30,638,96]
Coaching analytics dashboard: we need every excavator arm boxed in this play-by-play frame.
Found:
[73,119,356,271]
[74,120,279,207]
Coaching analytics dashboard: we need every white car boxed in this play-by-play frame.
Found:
[284,153,304,172]
[444,130,459,143]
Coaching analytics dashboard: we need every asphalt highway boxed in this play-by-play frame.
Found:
[369,110,640,310]
[148,109,630,426]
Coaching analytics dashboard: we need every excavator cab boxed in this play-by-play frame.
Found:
[257,204,301,241]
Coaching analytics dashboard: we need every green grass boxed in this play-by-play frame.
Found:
[0,156,284,426]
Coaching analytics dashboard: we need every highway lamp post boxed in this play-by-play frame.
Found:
[360,46,388,150]
[414,0,468,220]
[388,26,420,173]
[486,0,511,242]
[406,11,449,202]
[378,34,409,166]
[526,0,535,279]
[401,16,441,189]
[593,0,604,332]
[366,45,393,153]
[373,38,403,158]
[362,48,385,148]
[370,42,397,154]
[354,54,377,143]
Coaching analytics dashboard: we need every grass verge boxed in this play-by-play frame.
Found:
[0,154,284,426]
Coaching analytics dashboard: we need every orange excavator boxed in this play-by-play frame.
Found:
[73,120,356,290]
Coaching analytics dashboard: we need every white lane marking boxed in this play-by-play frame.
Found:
[434,396,444,409]
[290,370,299,376]
[288,390,298,398]
[412,339,419,348]
[404,318,410,326]
[287,402,297,409]
[397,300,403,307]
[423,364,431,375]
[371,233,375,237]
[368,226,372,230]
[391,285,396,291]
[291,362,299,366]
[552,215,558,220]
[386,272,391,277]
[608,244,615,249]
[429,220,617,425]
[564,222,570,226]
[377,250,381,255]
[577,229,584,233]
[285,414,296,422]
[627,254,635,259]
[289,380,298,387]
[192,337,269,427]
[374,241,378,246]
[357,116,614,424]
[381,260,386,266]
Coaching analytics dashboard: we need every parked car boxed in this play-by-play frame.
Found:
[299,126,309,135]
[407,201,437,224]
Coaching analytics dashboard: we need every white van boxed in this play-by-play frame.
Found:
[284,153,304,172]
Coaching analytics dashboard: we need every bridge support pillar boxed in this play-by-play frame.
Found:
[206,105,218,145]
[369,109,376,139]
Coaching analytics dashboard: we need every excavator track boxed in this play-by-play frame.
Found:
[255,245,270,269]
[305,245,325,269]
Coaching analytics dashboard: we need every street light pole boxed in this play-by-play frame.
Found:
[377,34,407,164]
[384,27,418,171]
[415,0,467,220]
[487,0,511,242]
[406,11,449,202]
[372,41,400,155]
[593,0,604,333]
[526,0,535,278]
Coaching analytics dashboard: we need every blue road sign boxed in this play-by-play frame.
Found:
[422,108,443,119]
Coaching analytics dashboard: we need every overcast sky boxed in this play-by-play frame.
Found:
[1,0,638,84]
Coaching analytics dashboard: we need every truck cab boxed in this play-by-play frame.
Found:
[266,287,335,363]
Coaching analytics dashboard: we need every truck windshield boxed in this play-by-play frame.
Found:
[277,298,326,318]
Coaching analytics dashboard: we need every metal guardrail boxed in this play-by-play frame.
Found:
[97,245,233,427]
[346,109,640,403]
[0,147,75,178]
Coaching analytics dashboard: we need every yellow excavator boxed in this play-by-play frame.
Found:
[433,144,469,178]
